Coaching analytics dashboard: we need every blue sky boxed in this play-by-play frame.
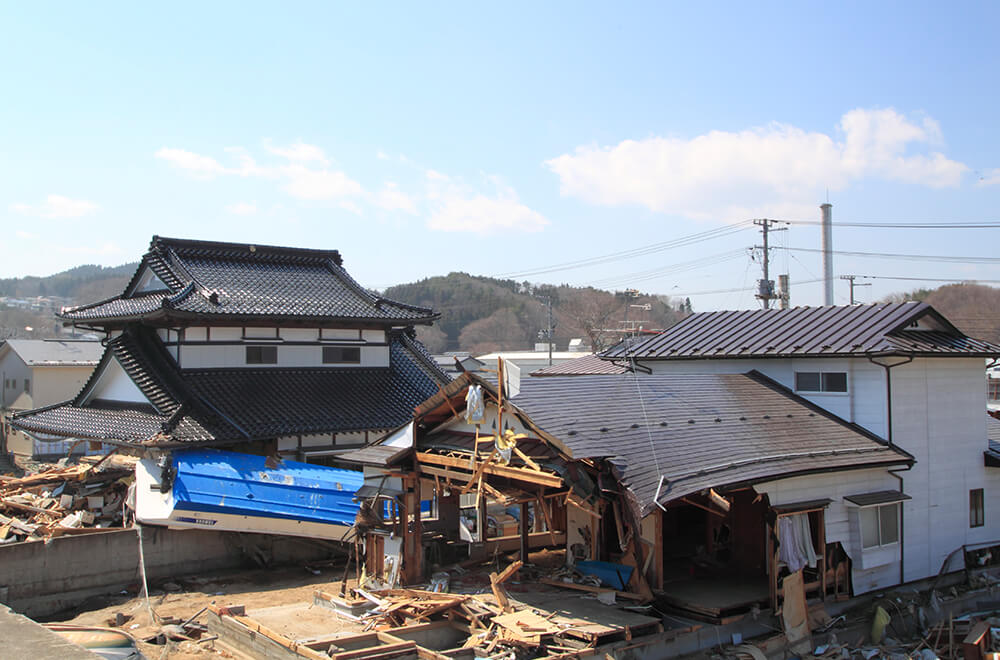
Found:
[2,2,999,310]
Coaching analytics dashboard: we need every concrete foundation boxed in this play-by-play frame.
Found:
[0,525,336,618]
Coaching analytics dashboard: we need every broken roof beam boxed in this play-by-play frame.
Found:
[416,452,563,488]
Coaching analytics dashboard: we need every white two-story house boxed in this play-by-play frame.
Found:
[11,236,449,462]
[601,302,1000,592]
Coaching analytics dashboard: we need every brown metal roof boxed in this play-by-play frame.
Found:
[531,354,628,377]
[601,302,1000,361]
[510,371,912,517]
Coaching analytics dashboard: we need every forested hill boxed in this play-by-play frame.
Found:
[0,263,137,300]
[384,273,686,353]
[0,263,137,339]
[889,283,1000,345]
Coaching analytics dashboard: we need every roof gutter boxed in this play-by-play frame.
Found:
[867,354,914,447]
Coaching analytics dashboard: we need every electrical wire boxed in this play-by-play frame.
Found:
[786,247,1000,264]
[781,220,1000,228]
[495,221,754,279]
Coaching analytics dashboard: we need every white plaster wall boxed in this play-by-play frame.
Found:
[83,358,149,405]
[176,344,389,369]
[756,468,902,594]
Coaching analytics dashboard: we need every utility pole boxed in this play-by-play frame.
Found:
[840,275,871,305]
[753,219,787,309]
[546,296,553,366]
[622,289,639,336]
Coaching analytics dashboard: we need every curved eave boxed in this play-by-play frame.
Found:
[642,452,914,518]
[59,309,441,328]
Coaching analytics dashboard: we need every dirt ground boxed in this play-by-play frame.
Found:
[55,563,361,660]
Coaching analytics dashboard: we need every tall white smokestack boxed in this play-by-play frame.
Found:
[821,203,833,306]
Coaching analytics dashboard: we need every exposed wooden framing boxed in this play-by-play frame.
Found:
[419,451,563,488]
[459,448,498,495]
[653,509,664,590]
[512,446,541,471]
[535,493,558,544]
[565,492,601,520]
[435,382,463,421]
[768,506,828,610]
[680,496,727,518]
[520,501,529,560]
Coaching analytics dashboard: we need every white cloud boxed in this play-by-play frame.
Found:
[157,144,363,202]
[372,182,417,214]
[156,148,229,178]
[225,202,257,215]
[546,108,971,220]
[10,194,99,218]
[281,165,363,200]
[427,176,547,234]
[15,230,37,239]
[266,141,329,165]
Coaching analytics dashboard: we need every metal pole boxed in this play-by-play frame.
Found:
[547,298,553,366]
[821,203,834,306]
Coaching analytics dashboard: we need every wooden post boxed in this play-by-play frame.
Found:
[654,509,664,590]
[520,501,529,561]
[401,475,423,585]
[477,483,488,543]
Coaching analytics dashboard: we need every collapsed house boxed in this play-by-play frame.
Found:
[343,364,915,621]
[601,302,1000,591]
[9,236,449,536]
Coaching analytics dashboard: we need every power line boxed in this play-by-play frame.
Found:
[495,221,753,279]
[854,275,1000,284]
[782,220,1000,229]
[786,247,1000,264]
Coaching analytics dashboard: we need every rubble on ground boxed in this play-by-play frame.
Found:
[0,453,135,544]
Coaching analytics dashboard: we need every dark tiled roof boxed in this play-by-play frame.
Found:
[12,326,449,448]
[510,372,912,517]
[60,236,437,326]
[601,302,1000,360]
[531,354,628,377]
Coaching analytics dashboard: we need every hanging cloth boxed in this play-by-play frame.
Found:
[465,385,485,425]
[777,513,817,572]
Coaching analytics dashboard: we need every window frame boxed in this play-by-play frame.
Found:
[860,502,900,549]
[794,370,849,394]
[970,488,985,528]
[245,345,278,365]
[988,379,1000,402]
[322,345,362,365]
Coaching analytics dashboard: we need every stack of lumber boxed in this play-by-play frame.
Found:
[357,588,471,630]
[0,455,134,544]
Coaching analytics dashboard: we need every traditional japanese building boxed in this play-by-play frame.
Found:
[11,236,449,461]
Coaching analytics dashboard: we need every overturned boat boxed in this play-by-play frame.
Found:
[135,449,363,541]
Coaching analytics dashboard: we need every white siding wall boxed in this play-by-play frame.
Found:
[645,355,997,586]
[176,344,389,369]
[756,469,901,594]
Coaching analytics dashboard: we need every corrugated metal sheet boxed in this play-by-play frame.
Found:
[531,354,627,377]
[602,302,1000,360]
[511,372,911,517]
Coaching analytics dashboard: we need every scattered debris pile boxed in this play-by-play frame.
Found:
[0,453,134,543]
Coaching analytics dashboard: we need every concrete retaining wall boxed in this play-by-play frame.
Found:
[0,525,336,618]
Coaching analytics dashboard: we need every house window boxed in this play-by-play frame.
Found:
[795,371,847,393]
[989,380,1000,402]
[322,346,361,364]
[860,503,899,549]
[23,378,30,394]
[246,345,277,364]
[971,488,985,528]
